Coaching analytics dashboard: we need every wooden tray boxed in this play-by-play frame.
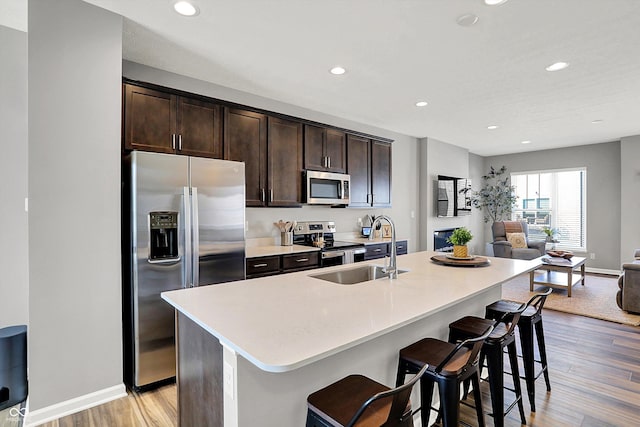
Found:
[430,254,491,267]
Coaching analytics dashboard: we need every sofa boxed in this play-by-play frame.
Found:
[617,249,640,314]
[491,221,546,260]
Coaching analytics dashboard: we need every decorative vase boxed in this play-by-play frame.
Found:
[453,245,468,258]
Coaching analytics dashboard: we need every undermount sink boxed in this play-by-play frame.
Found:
[309,265,408,285]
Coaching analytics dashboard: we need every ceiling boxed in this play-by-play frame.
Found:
[3,0,640,156]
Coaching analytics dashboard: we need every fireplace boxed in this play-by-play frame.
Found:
[434,228,458,252]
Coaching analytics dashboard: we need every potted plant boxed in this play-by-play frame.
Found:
[542,226,558,243]
[470,165,518,223]
[447,227,473,258]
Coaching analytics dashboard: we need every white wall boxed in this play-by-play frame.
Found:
[0,26,29,327]
[419,138,484,254]
[122,61,421,251]
[620,135,640,263]
[28,0,123,412]
[485,141,621,270]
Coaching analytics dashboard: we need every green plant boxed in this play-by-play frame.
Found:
[470,165,517,223]
[447,227,473,246]
[542,227,557,237]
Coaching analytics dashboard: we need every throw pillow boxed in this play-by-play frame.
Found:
[506,232,527,249]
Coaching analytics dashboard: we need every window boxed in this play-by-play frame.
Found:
[511,168,586,251]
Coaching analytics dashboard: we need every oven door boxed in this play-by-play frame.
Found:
[321,250,345,268]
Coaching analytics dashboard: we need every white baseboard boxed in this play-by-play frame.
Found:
[586,267,620,276]
[25,384,127,427]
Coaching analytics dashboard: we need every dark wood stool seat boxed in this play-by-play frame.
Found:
[485,289,552,413]
[395,325,496,427]
[449,307,527,427]
[306,363,429,427]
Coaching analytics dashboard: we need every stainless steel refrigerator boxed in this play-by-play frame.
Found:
[122,151,245,391]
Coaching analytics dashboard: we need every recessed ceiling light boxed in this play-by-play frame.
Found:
[484,0,509,5]
[173,1,199,17]
[545,61,569,72]
[487,125,499,130]
[415,101,428,107]
[456,14,479,27]
[591,119,603,124]
[330,66,346,75]
[521,140,532,144]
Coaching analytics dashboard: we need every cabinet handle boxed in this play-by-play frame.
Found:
[253,263,268,268]
[178,134,182,151]
[374,249,382,252]
[261,188,265,202]
[371,193,375,204]
[172,134,176,150]
[328,157,331,168]
[295,258,309,262]
[397,246,404,250]
[269,189,273,202]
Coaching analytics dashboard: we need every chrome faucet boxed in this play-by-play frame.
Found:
[369,215,398,279]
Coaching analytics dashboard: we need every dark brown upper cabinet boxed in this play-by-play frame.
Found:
[371,140,392,207]
[268,117,303,207]
[304,125,346,173]
[123,84,222,158]
[347,135,392,208]
[224,108,267,207]
[224,109,302,207]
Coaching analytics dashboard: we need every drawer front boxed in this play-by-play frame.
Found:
[365,243,389,260]
[395,240,408,255]
[246,256,280,277]
[282,252,319,271]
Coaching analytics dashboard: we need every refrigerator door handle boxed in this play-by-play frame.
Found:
[191,187,200,287]
[183,186,192,289]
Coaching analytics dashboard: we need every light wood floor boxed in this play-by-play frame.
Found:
[35,309,640,426]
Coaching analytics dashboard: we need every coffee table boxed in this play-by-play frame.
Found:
[530,256,586,297]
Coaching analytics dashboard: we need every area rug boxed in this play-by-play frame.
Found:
[501,273,640,326]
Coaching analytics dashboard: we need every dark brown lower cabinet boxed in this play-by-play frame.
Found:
[176,312,223,427]
[246,252,320,279]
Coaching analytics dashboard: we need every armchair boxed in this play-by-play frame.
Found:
[492,221,546,260]
[616,249,640,314]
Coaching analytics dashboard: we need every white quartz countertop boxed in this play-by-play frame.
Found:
[245,244,320,258]
[162,251,539,373]
[336,236,408,245]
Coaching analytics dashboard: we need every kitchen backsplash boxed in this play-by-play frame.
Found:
[245,206,391,240]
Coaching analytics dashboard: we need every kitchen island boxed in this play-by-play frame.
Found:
[161,251,539,427]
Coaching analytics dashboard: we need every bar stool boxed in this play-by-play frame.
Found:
[448,306,527,427]
[485,289,552,412]
[0,325,28,412]
[306,362,429,427]
[395,324,496,427]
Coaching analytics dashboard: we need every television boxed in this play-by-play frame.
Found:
[436,175,472,217]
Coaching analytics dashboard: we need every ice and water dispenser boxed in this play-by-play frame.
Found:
[149,211,179,262]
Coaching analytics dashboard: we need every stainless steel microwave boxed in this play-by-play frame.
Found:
[304,170,350,205]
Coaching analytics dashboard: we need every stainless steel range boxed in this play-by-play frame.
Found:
[293,221,365,267]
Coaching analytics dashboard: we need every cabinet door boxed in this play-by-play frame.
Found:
[224,108,267,207]
[177,97,223,159]
[268,117,303,207]
[346,135,371,207]
[123,84,176,153]
[325,129,346,173]
[303,124,326,171]
[371,141,392,207]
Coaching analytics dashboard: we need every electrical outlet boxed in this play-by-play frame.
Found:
[590,253,596,260]
[357,217,363,227]
[224,361,234,398]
